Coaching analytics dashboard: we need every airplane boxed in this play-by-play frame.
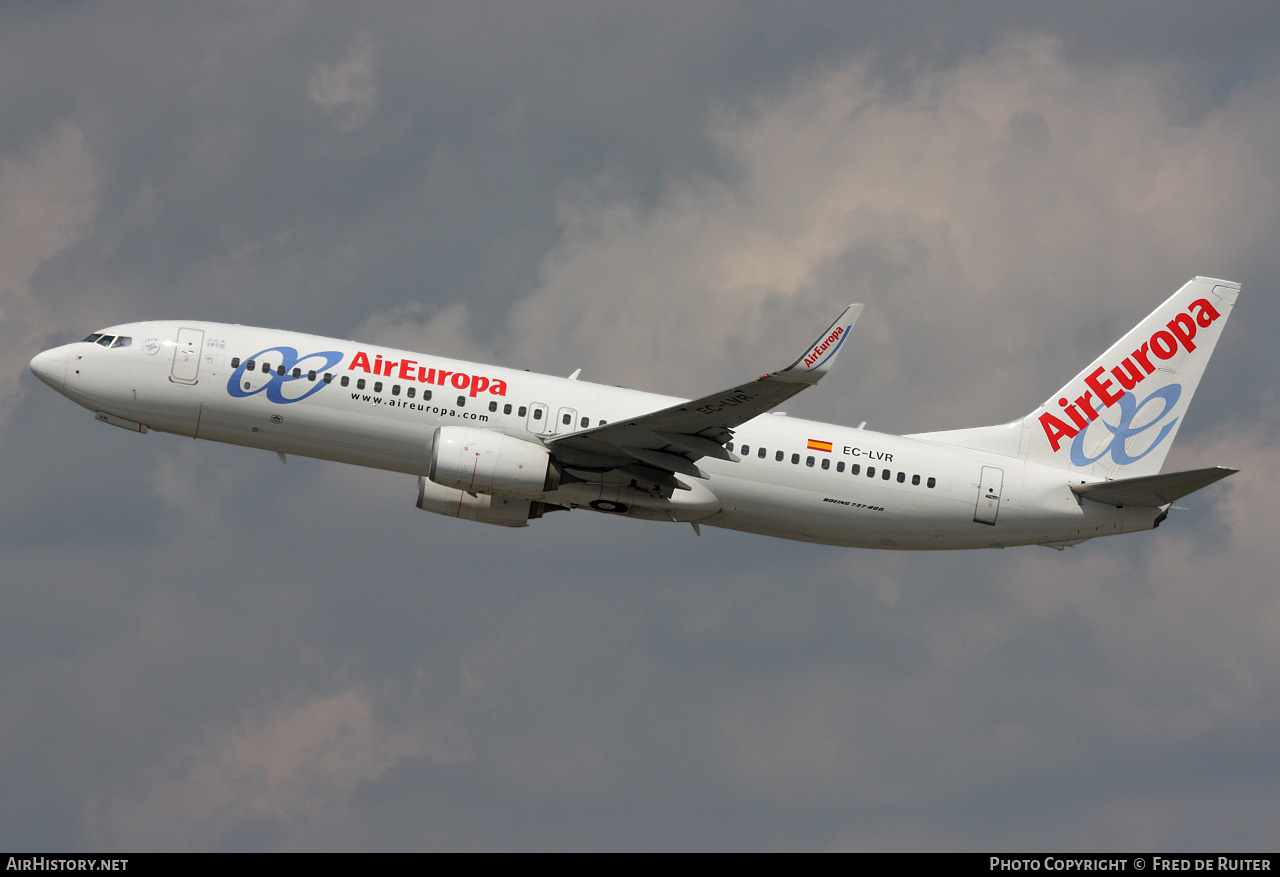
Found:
[28,276,1238,550]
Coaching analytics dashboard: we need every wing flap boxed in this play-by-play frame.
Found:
[1071,466,1237,507]
[622,446,708,479]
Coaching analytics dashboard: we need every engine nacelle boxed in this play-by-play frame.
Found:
[428,426,559,497]
[416,476,554,528]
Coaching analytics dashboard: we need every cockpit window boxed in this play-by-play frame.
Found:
[95,335,116,347]
[111,336,131,348]
[82,333,102,343]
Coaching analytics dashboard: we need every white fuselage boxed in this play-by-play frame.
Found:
[32,320,1159,550]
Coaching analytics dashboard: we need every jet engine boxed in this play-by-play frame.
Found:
[428,426,560,497]
[416,476,560,527]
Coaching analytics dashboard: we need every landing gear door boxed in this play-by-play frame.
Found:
[974,465,1004,525]
[170,327,203,384]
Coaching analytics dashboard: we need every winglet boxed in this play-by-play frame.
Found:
[774,304,863,384]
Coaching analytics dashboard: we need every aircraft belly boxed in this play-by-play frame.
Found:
[548,478,721,522]
[199,394,433,474]
[707,471,912,547]
[707,465,1060,549]
[70,356,205,436]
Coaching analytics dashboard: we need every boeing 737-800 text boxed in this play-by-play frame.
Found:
[29,277,1238,549]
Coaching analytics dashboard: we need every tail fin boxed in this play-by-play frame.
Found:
[911,277,1239,479]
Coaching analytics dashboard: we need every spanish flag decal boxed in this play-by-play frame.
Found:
[807,439,833,452]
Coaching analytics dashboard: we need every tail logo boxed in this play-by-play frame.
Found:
[1069,384,1181,467]
[1039,297,1221,454]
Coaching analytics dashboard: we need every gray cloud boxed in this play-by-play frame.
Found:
[3,2,1279,852]
[307,36,379,131]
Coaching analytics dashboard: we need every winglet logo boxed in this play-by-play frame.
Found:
[227,346,344,404]
[1039,297,1221,454]
[803,326,846,369]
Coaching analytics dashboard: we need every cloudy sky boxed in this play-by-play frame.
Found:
[4,2,1279,851]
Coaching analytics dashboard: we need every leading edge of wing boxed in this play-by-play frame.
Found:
[548,304,863,472]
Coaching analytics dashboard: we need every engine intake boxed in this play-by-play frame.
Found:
[428,426,559,497]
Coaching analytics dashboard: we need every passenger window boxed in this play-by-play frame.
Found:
[292,368,302,379]
[897,471,905,483]
[96,335,115,347]
[912,474,920,486]
[489,401,497,412]
[308,370,316,381]
[424,390,432,400]
[323,373,333,384]
[927,477,936,488]
[599,420,607,426]
[726,443,734,452]
[821,458,830,470]
[374,382,383,393]
[882,469,891,480]
[562,413,571,425]
[277,365,286,376]
[357,379,366,390]
[758,447,766,459]
[739,444,748,455]
[519,406,527,417]
[580,417,589,428]
[246,359,255,371]
[504,404,512,415]
[791,453,800,465]
[851,464,860,475]
[775,451,783,461]
[391,384,400,396]
[867,467,875,477]
[457,396,466,406]
[805,456,814,467]
[407,387,415,398]
[533,408,542,420]
[341,376,349,387]
[836,461,844,472]
[232,357,241,368]
[111,336,132,348]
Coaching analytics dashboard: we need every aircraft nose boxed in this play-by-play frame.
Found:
[29,345,70,391]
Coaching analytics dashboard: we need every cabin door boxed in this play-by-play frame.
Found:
[973,466,1004,525]
[170,327,203,384]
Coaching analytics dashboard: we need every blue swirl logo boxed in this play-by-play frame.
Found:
[227,346,344,404]
[1070,384,1181,467]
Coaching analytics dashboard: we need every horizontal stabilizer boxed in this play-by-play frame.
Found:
[1071,466,1237,508]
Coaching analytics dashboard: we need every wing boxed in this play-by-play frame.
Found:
[548,304,863,483]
